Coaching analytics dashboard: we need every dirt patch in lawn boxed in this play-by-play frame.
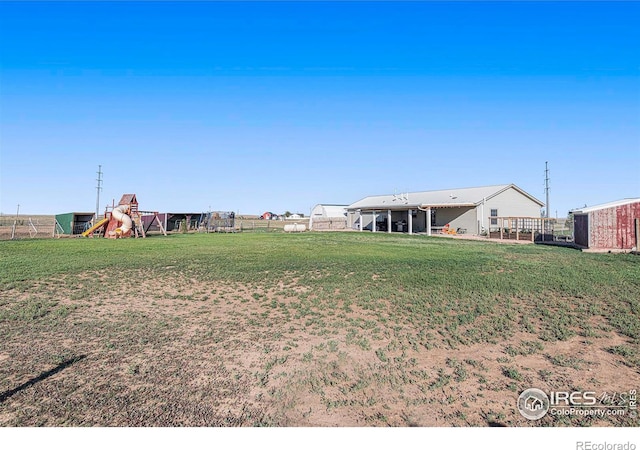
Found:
[1,271,638,427]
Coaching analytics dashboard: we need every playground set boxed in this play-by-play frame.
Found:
[82,194,167,238]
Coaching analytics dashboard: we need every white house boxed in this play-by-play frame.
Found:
[347,184,544,235]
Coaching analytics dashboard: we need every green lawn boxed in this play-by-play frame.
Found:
[1,232,638,426]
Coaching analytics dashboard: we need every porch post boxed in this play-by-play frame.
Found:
[532,218,535,242]
[426,208,432,236]
[372,211,376,233]
[387,209,391,233]
[408,209,413,235]
[359,211,363,232]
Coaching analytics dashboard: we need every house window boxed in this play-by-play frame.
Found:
[490,209,498,226]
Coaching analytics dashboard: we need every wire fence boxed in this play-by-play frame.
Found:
[0,215,59,240]
[0,214,573,241]
[0,215,316,239]
[235,219,309,233]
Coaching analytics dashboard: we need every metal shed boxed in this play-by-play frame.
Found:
[141,212,205,232]
[309,204,348,231]
[55,212,95,235]
[571,198,640,250]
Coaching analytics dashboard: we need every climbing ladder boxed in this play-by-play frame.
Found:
[128,201,145,238]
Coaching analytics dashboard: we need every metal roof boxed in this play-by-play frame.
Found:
[348,184,543,210]
[312,204,348,217]
[571,198,640,214]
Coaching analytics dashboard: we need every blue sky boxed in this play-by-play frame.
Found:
[1,1,638,217]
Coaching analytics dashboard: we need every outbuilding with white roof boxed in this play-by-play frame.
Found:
[309,204,348,231]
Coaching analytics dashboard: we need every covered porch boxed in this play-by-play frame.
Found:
[353,204,476,236]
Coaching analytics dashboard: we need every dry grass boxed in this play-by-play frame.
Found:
[1,233,638,426]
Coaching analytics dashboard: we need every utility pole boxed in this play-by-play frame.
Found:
[96,165,103,220]
[544,161,550,218]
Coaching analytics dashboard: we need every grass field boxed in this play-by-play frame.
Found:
[1,232,638,426]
